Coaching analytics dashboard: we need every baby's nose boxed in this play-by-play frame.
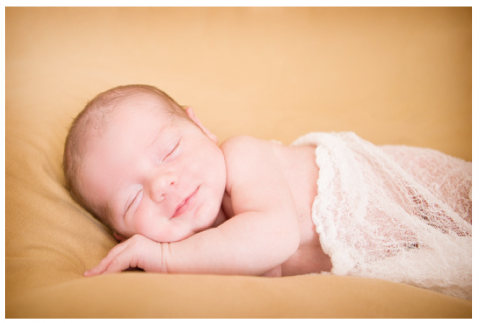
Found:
[150,172,178,203]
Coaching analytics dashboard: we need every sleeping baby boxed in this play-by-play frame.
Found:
[63,84,472,299]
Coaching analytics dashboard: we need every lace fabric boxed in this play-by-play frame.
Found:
[293,132,472,299]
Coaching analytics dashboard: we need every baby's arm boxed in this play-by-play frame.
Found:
[85,136,300,276]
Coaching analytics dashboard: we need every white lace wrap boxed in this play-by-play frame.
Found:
[292,132,472,299]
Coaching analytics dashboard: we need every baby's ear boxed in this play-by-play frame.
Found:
[113,231,126,242]
[185,107,218,144]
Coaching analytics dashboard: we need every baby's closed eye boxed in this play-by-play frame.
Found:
[125,189,143,216]
[158,139,181,164]
[164,140,181,161]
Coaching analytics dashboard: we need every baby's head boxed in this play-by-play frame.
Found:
[64,85,226,242]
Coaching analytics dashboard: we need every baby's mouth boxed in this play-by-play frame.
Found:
[171,187,199,219]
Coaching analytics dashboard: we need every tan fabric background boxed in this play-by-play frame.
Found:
[5,7,472,318]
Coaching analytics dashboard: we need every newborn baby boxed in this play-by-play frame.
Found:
[63,84,472,299]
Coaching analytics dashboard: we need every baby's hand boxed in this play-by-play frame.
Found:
[84,234,165,277]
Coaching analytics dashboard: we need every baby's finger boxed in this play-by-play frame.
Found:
[84,241,130,277]
[101,247,139,275]
[84,257,115,277]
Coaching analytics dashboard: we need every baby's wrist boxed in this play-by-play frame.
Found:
[159,242,171,273]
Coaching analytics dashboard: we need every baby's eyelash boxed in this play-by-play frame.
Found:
[163,140,180,161]
[126,190,141,214]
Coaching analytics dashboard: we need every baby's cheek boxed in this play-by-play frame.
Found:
[131,212,154,237]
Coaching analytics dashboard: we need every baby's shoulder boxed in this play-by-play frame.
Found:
[220,136,279,188]
[220,135,278,164]
[220,135,265,154]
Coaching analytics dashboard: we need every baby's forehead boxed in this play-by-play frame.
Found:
[94,103,176,143]
[82,93,182,154]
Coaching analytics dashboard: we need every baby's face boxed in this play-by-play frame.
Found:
[81,98,226,242]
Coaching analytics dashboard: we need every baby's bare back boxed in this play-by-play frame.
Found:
[270,142,332,275]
